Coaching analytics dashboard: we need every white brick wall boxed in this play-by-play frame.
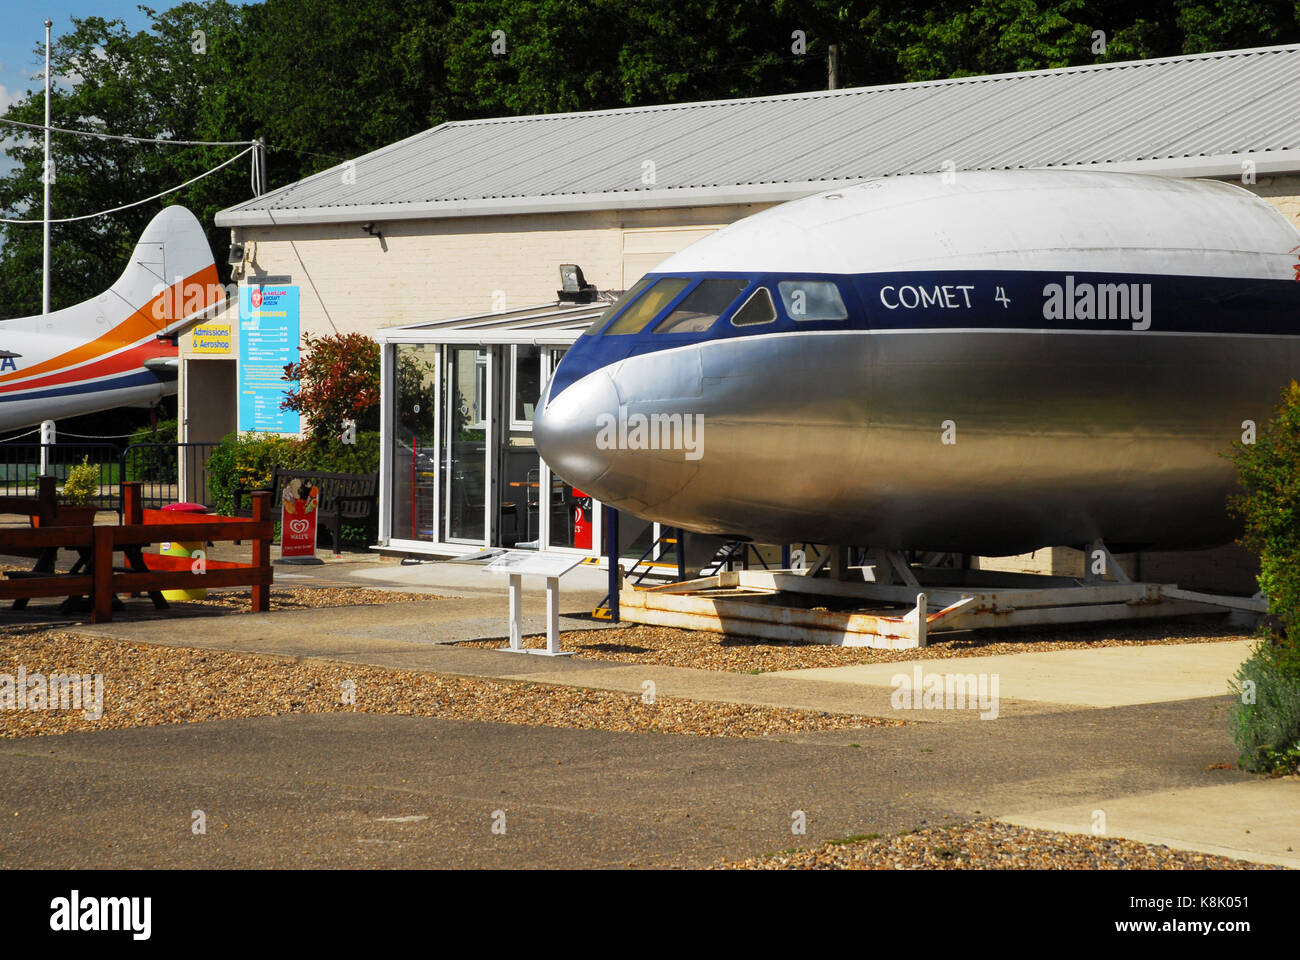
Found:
[233,204,772,340]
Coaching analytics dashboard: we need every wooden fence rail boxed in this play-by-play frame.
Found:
[1,480,273,622]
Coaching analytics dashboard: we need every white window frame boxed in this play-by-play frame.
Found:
[509,343,543,431]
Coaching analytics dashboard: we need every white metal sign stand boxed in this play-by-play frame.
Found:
[483,551,585,656]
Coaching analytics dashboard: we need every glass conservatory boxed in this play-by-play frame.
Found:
[375,301,610,560]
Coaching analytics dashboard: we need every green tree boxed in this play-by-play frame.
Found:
[0,4,258,317]
[5,0,1300,322]
[243,0,451,178]
[280,332,381,439]
[1175,0,1299,52]
[438,0,832,118]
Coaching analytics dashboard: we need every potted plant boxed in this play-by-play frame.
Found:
[54,456,100,525]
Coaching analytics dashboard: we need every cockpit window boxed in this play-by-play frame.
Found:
[730,286,777,326]
[653,278,750,334]
[603,277,691,335]
[581,277,653,336]
[777,280,848,321]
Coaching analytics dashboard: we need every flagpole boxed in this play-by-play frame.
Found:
[42,18,52,315]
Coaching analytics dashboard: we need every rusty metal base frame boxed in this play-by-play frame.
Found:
[617,557,1266,649]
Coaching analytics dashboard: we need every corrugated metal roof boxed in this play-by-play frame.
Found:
[375,299,611,343]
[218,44,1300,227]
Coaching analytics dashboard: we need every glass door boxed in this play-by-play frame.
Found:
[390,343,438,542]
[441,346,488,543]
[501,345,542,548]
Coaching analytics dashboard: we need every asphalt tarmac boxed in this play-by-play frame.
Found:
[0,694,1247,868]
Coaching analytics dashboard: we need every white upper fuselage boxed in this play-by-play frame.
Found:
[536,170,1300,553]
[657,169,1299,279]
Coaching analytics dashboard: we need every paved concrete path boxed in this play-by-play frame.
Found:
[72,608,1055,722]
[1000,780,1300,869]
[767,641,1254,708]
[272,554,613,603]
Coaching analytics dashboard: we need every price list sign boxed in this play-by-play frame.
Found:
[238,284,301,433]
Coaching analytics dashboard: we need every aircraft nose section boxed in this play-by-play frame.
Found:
[535,368,618,490]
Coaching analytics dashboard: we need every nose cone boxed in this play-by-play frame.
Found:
[535,368,618,490]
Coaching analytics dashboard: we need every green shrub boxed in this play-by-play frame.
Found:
[297,431,380,475]
[280,332,380,440]
[207,432,304,515]
[207,431,381,515]
[61,456,99,506]
[1229,642,1300,774]
[1227,380,1300,774]
[1228,380,1300,678]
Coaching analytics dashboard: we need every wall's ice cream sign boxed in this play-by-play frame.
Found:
[280,478,320,562]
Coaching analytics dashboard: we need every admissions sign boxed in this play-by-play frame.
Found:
[238,284,300,433]
[190,322,232,355]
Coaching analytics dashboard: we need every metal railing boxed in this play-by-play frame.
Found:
[0,442,121,512]
[121,442,219,510]
[0,441,219,515]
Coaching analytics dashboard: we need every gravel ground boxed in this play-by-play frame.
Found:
[189,587,443,611]
[460,619,1252,673]
[0,626,900,740]
[723,819,1284,869]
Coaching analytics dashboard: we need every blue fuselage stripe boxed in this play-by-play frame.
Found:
[549,269,1300,398]
[0,369,163,404]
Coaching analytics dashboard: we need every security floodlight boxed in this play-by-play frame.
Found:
[227,242,245,266]
[558,263,597,303]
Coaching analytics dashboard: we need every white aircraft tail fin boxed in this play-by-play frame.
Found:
[106,204,221,334]
[0,205,219,430]
[2,205,219,338]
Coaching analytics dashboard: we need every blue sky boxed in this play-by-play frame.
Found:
[1,2,161,118]
[1,2,255,176]
[2,3,166,184]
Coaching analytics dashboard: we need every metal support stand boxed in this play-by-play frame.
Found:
[905,592,928,647]
[887,550,921,587]
[499,572,573,656]
[615,549,1268,649]
[1085,538,1132,583]
[606,506,620,623]
[507,573,522,649]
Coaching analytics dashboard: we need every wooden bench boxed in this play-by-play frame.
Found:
[235,467,379,552]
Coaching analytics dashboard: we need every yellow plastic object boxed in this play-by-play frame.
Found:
[160,539,207,600]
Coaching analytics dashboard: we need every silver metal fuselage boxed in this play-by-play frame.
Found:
[534,172,1300,555]
[539,328,1296,554]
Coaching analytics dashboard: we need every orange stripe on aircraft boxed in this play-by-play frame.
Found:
[0,340,174,395]
[0,264,219,385]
